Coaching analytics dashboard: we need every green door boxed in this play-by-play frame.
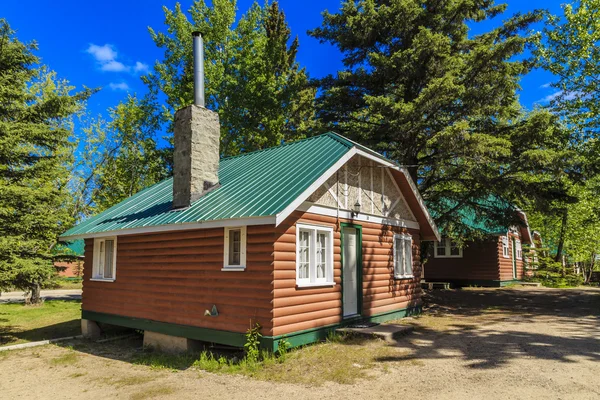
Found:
[511,237,517,279]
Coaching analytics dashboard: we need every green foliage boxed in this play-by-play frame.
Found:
[0,19,93,301]
[145,0,315,156]
[310,0,573,238]
[244,321,262,364]
[276,337,290,361]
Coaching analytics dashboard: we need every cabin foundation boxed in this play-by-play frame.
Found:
[81,319,102,339]
[143,331,203,353]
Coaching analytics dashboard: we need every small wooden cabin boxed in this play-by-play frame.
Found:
[424,206,532,287]
[53,240,84,278]
[60,104,439,351]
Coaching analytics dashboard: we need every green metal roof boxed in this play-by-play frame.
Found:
[61,133,354,239]
[53,239,85,257]
[429,195,517,236]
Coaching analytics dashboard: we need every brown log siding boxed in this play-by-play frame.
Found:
[82,225,276,336]
[273,211,421,336]
[83,211,422,338]
[424,232,525,283]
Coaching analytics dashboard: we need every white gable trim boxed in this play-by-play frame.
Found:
[275,147,358,226]
[275,147,438,241]
[298,203,420,230]
[385,167,417,221]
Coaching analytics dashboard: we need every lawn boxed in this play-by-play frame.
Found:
[0,300,81,346]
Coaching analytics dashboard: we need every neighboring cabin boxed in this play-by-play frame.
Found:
[53,240,84,278]
[60,103,439,351]
[423,200,533,287]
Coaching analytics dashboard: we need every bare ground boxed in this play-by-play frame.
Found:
[1,286,598,400]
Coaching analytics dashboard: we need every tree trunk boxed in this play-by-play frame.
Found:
[28,283,42,305]
[554,209,568,264]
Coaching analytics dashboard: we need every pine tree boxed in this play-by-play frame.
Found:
[310,0,574,237]
[0,19,92,303]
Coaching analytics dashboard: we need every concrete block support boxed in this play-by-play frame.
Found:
[81,319,102,339]
[143,331,203,353]
[172,105,220,209]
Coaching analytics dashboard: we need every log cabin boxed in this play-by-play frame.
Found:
[423,201,533,287]
[53,240,84,278]
[60,104,440,351]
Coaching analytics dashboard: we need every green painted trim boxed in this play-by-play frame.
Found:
[340,223,363,320]
[265,305,421,352]
[82,310,248,347]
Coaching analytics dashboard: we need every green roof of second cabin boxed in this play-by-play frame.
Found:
[53,239,85,257]
[61,132,439,241]
[429,195,532,243]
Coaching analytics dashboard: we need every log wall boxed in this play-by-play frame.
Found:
[273,211,421,336]
[82,225,275,335]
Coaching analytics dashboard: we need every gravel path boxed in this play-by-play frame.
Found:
[0,289,81,303]
[0,286,598,400]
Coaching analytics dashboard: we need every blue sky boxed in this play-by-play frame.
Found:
[4,0,566,120]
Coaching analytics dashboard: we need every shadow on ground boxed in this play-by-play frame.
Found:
[45,287,600,373]
[374,287,600,369]
[0,320,81,346]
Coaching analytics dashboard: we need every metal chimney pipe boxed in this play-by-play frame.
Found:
[192,31,205,107]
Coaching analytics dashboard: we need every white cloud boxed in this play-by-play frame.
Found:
[109,82,130,91]
[539,90,579,103]
[133,61,149,73]
[540,82,552,89]
[86,43,147,75]
[102,60,129,72]
[86,44,117,62]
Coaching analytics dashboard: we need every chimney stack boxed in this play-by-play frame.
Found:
[172,31,220,209]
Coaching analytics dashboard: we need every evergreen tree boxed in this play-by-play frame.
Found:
[0,20,93,302]
[93,0,315,211]
[310,0,572,237]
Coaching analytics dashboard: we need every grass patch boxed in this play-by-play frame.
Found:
[130,386,176,400]
[54,278,83,290]
[134,333,409,385]
[0,300,81,346]
[49,351,79,366]
[107,375,155,388]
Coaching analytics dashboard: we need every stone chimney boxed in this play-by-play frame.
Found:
[172,32,220,209]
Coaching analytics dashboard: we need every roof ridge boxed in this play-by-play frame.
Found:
[220,132,352,162]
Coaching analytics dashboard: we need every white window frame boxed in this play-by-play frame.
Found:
[434,238,463,258]
[296,223,334,287]
[92,237,117,282]
[515,239,522,260]
[501,236,510,258]
[223,226,247,271]
[393,233,414,279]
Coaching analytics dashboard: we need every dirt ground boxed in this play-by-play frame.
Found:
[1,286,598,400]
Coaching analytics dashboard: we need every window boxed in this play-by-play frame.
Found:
[223,226,247,270]
[515,239,522,260]
[92,237,117,281]
[394,234,413,278]
[296,224,334,286]
[434,238,463,258]
[501,236,510,258]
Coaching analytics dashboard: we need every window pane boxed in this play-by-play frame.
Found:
[394,237,404,276]
[404,238,413,276]
[229,229,241,265]
[450,241,460,256]
[436,241,446,256]
[316,232,326,280]
[98,241,105,278]
[299,230,311,280]
[104,240,114,279]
